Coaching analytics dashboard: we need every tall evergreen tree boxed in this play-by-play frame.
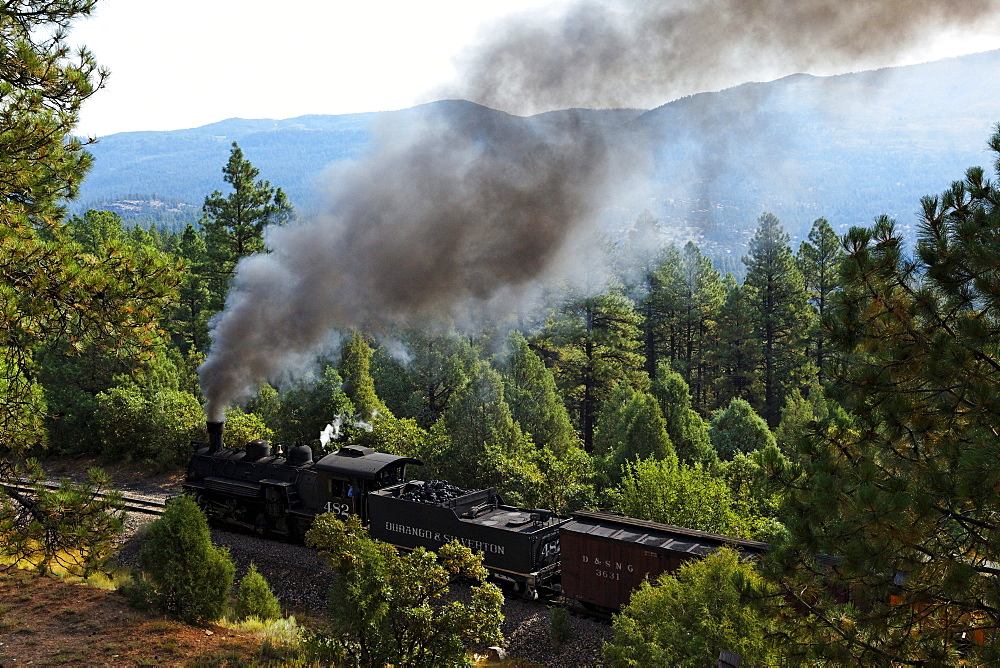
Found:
[533,289,645,451]
[643,245,685,377]
[796,217,844,383]
[0,3,176,452]
[170,224,211,354]
[675,242,725,410]
[339,332,388,421]
[767,133,1000,664]
[710,275,762,409]
[502,331,580,455]
[743,213,814,425]
[200,142,294,308]
[66,209,124,252]
[650,365,716,467]
[269,365,354,447]
[594,383,676,483]
[616,213,675,379]
[429,361,538,504]
[380,329,478,429]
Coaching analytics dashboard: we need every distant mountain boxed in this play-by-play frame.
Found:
[74,50,1000,252]
[635,49,1000,251]
[73,112,379,228]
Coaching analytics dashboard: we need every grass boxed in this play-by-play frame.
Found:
[222,614,302,645]
[2,547,123,590]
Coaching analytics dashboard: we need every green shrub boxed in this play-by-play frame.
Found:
[119,569,160,612]
[602,547,780,666]
[94,383,204,471]
[550,606,571,646]
[135,495,235,624]
[234,563,282,621]
[222,407,274,448]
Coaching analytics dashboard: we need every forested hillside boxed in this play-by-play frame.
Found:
[74,50,1000,254]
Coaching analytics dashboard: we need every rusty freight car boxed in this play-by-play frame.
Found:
[560,510,769,612]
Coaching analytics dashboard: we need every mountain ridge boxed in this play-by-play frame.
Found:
[74,50,1000,252]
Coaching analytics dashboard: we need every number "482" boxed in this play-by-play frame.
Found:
[325,501,351,517]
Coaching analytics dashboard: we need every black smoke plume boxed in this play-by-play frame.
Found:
[199,104,642,420]
[451,0,1000,114]
[200,0,1000,419]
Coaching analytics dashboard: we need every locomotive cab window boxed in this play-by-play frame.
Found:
[327,477,352,498]
[374,466,404,489]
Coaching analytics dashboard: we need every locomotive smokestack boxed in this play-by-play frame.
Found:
[207,420,225,453]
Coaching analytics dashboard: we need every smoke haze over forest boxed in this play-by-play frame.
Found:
[199,0,1000,418]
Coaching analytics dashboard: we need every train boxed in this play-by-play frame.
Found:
[183,420,768,608]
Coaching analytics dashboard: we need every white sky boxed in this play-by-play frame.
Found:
[71,0,560,136]
[71,0,1000,138]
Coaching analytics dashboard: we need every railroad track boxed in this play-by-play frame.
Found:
[0,481,166,516]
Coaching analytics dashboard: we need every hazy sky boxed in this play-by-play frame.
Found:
[71,0,556,136]
[71,0,1000,138]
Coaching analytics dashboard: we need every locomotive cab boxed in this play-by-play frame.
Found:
[312,445,421,524]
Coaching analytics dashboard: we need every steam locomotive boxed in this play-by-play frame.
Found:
[184,420,767,605]
[183,421,567,597]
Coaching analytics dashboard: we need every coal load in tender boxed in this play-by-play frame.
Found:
[399,480,471,505]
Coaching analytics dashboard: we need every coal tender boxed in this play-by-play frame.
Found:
[368,480,569,598]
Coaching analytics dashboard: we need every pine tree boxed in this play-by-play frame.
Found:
[502,331,580,455]
[616,213,675,379]
[675,242,725,410]
[796,217,844,383]
[171,224,212,354]
[0,460,124,577]
[269,365,354,447]
[533,289,645,451]
[594,383,676,483]
[66,210,124,253]
[767,129,1000,664]
[642,245,685,377]
[0,4,176,451]
[430,361,538,504]
[384,329,477,429]
[743,213,814,425]
[710,276,763,409]
[650,365,716,466]
[200,142,294,309]
[339,331,388,421]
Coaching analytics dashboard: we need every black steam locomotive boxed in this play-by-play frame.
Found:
[184,421,568,597]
